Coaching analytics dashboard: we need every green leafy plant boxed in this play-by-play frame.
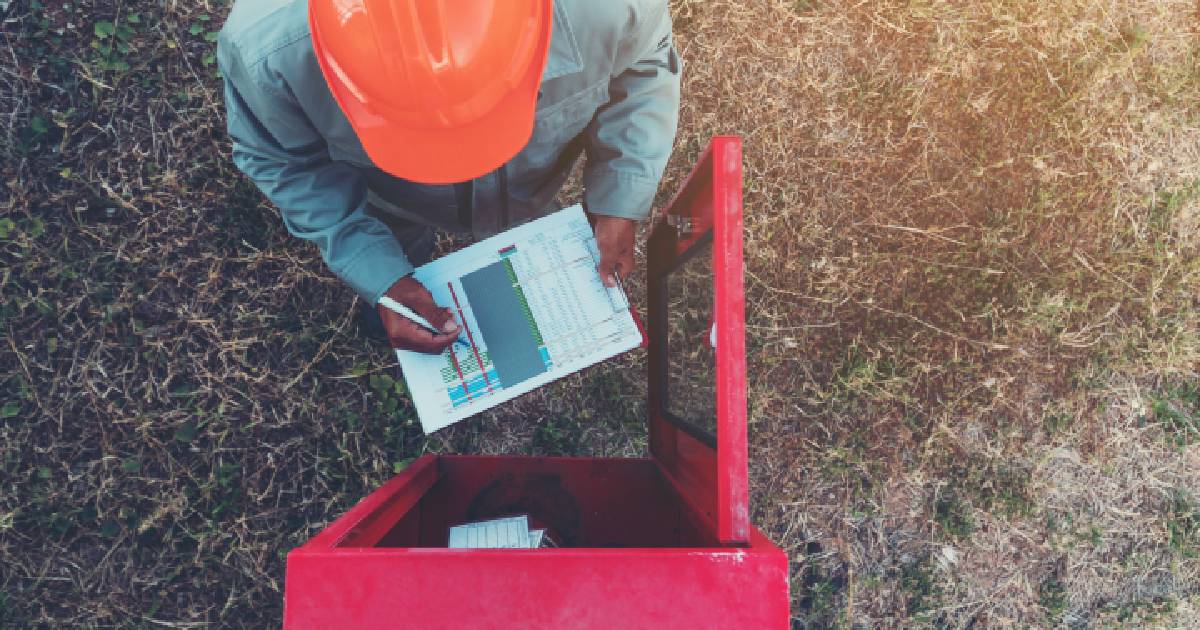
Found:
[91,14,140,73]
[188,13,219,69]
[369,372,410,421]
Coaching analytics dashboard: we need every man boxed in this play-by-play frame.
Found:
[218,0,680,355]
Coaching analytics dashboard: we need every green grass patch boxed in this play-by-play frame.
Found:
[793,543,848,628]
[1097,596,1180,626]
[1165,488,1199,558]
[932,455,1035,540]
[934,490,975,539]
[1148,381,1200,448]
[900,555,946,624]
[1038,576,1069,623]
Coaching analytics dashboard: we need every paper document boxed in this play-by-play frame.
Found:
[447,516,531,548]
[447,515,549,549]
[396,205,642,433]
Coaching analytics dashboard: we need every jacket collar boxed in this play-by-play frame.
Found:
[541,1,583,81]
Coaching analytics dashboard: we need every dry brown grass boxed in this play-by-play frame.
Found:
[673,0,1200,626]
[2,0,1199,627]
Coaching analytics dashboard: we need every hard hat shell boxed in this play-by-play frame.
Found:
[309,0,553,184]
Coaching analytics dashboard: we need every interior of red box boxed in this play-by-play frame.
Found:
[338,456,720,549]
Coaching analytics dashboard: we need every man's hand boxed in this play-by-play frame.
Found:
[377,277,461,354]
[593,215,637,287]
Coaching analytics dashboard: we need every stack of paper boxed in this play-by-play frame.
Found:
[447,515,548,549]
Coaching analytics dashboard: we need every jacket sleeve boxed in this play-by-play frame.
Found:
[582,1,682,222]
[218,41,412,304]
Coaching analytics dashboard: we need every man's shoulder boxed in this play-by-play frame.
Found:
[561,0,666,31]
[556,0,668,72]
[219,0,310,66]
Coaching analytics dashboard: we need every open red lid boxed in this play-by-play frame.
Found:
[646,136,748,545]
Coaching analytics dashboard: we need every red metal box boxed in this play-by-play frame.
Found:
[284,137,790,628]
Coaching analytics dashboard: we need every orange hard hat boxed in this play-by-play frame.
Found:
[309,0,553,184]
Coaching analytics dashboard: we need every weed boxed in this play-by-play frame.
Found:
[532,418,578,456]
[1165,488,1198,558]
[1147,180,1200,236]
[934,491,975,539]
[793,544,847,628]
[1097,596,1179,625]
[976,462,1035,519]
[934,456,1035,535]
[1148,381,1200,448]
[1039,577,1069,622]
[368,372,412,422]
[186,12,220,72]
[90,14,140,74]
[1090,525,1104,548]
[1042,407,1076,437]
[899,556,941,619]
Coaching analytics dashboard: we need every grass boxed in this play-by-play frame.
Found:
[1149,380,1200,448]
[3,0,1200,626]
[1166,488,1199,558]
[1039,576,1070,623]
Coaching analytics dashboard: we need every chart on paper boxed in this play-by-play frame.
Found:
[396,205,642,433]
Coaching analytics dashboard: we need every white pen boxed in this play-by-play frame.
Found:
[378,296,468,348]
[610,271,630,309]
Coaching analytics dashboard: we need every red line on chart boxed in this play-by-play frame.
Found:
[448,349,470,399]
[447,282,494,394]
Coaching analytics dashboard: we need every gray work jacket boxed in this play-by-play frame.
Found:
[218,0,681,303]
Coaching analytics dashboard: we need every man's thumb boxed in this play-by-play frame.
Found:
[409,301,450,331]
[597,258,617,287]
[441,314,459,333]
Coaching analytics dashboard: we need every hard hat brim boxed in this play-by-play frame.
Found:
[310,4,552,186]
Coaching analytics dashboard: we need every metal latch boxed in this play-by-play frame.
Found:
[667,214,697,235]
